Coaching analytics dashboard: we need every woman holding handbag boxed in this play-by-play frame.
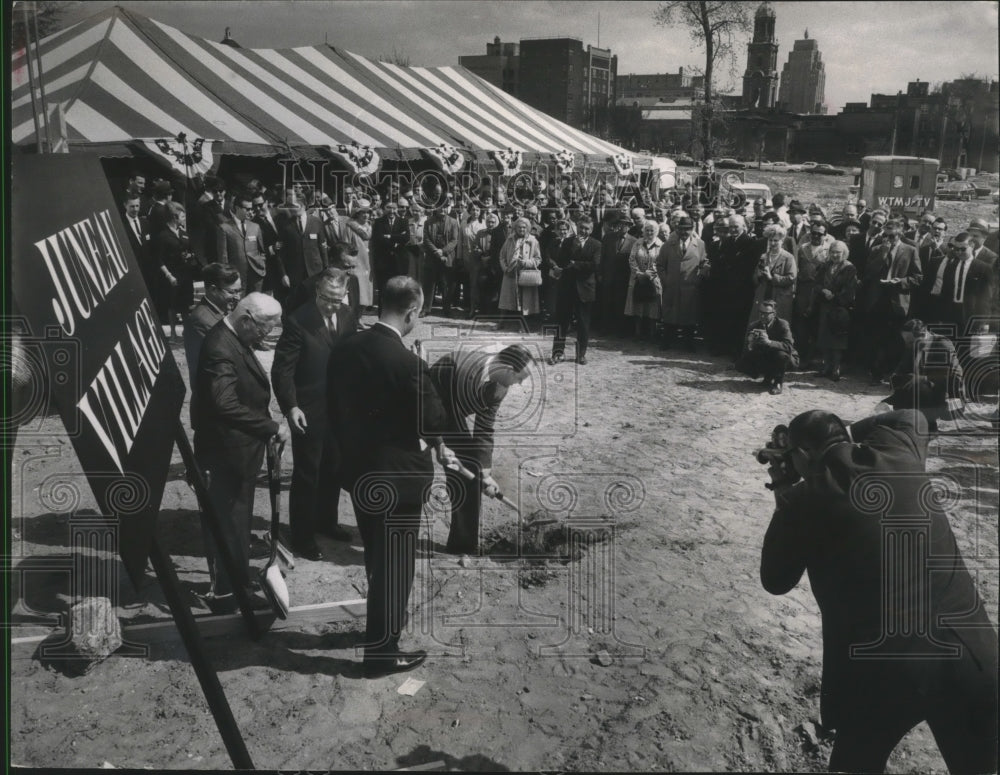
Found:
[625,220,663,339]
[498,217,542,329]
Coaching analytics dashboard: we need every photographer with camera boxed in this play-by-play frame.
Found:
[759,408,997,774]
[736,300,799,395]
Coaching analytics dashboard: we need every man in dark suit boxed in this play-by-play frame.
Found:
[860,218,922,384]
[276,196,328,307]
[597,212,636,336]
[719,215,761,359]
[183,262,242,380]
[123,194,154,293]
[428,344,534,554]
[271,268,358,561]
[549,215,601,365]
[370,200,410,305]
[326,276,458,678]
[194,293,290,611]
[923,232,995,333]
[252,193,282,295]
[736,300,799,394]
[761,409,997,774]
[968,217,999,273]
[217,192,267,294]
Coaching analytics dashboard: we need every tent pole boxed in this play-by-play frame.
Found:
[31,4,52,152]
[21,7,43,154]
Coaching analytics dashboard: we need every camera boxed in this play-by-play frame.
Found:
[1,320,83,438]
[754,424,791,465]
[755,424,800,490]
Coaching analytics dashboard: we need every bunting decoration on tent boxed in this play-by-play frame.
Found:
[328,141,381,176]
[552,149,575,174]
[137,134,215,177]
[423,144,466,174]
[611,152,635,179]
[491,148,523,177]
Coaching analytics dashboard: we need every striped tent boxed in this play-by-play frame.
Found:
[11,6,639,171]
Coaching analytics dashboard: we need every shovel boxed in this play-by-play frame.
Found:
[261,437,290,619]
[445,460,520,514]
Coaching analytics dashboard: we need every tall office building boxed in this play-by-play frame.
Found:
[778,31,826,114]
[741,2,779,109]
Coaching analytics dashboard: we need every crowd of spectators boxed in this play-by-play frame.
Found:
[123,168,999,409]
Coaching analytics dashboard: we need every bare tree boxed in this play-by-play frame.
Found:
[12,2,70,51]
[377,47,411,67]
[654,1,754,160]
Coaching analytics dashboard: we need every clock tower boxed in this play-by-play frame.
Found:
[742,2,779,109]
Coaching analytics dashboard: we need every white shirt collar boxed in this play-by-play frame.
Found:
[375,320,405,341]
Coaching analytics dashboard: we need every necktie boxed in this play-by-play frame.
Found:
[298,215,305,233]
[940,257,958,303]
[131,217,141,242]
[954,259,969,303]
[328,314,337,333]
[240,221,247,239]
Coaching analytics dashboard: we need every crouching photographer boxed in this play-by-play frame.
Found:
[758,408,997,774]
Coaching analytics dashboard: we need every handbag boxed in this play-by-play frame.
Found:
[517,268,543,287]
[633,273,658,303]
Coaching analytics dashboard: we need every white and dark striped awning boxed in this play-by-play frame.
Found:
[11,7,635,163]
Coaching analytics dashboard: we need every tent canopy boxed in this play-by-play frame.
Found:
[11,7,638,165]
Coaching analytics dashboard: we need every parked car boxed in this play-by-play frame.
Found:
[972,182,993,197]
[715,158,746,169]
[810,164,847,175]
[798,161,818,171]
[728,181,773,208]
[939,167,964,182]
[768,161,802,172]
[992,190,999,204]
[936,180,977,201]
[675,153,695,165]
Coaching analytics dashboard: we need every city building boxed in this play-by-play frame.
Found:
[777,30,826,114]
[458,37,519,96]
[458,36,616,135]
[617,68,704,102]
[742,2,779,109]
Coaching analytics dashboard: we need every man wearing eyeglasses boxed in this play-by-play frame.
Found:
[217,191,266,294]
[194,292,291,613]
[272,269,358,561]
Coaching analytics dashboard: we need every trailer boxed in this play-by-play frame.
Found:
[858,156,939,215]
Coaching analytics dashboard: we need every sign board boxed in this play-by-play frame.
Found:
[11,154,186,585]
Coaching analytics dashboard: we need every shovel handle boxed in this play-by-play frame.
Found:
[444,460,476,480]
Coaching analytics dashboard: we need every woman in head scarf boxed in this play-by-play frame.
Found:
[498,217,542,329]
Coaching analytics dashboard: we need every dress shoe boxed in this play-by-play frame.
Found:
[548,353,564,366]
[576,355,588,365]
[318,525,352,542]
[292,541,323,561]
[769,382,783,395]
[362,650,427,678]
[830,369,841,382]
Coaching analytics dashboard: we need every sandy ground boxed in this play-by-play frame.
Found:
[8,173,1000,772]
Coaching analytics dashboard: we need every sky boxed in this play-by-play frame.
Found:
[56,0,999,113]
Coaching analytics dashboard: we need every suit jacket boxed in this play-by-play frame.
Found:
[370,214,410,265]
[973,245,998,270]
[254,211,283,283]
[600,231,637,285]
[326,323,448,505]
[745,315,797,358]
[554,235,601,302]
[193,321,279,470]
[183,297,227,379]
[926,256,996,330]
[427,350,508,469]
[861,240,922,317]
[272,300,358,424]
[761,410,996,728]
[217,218,266,288]
[278,212,328,287]
[123,214,150,259]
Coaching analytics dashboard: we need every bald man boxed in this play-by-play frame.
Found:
[194,292,291,612]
